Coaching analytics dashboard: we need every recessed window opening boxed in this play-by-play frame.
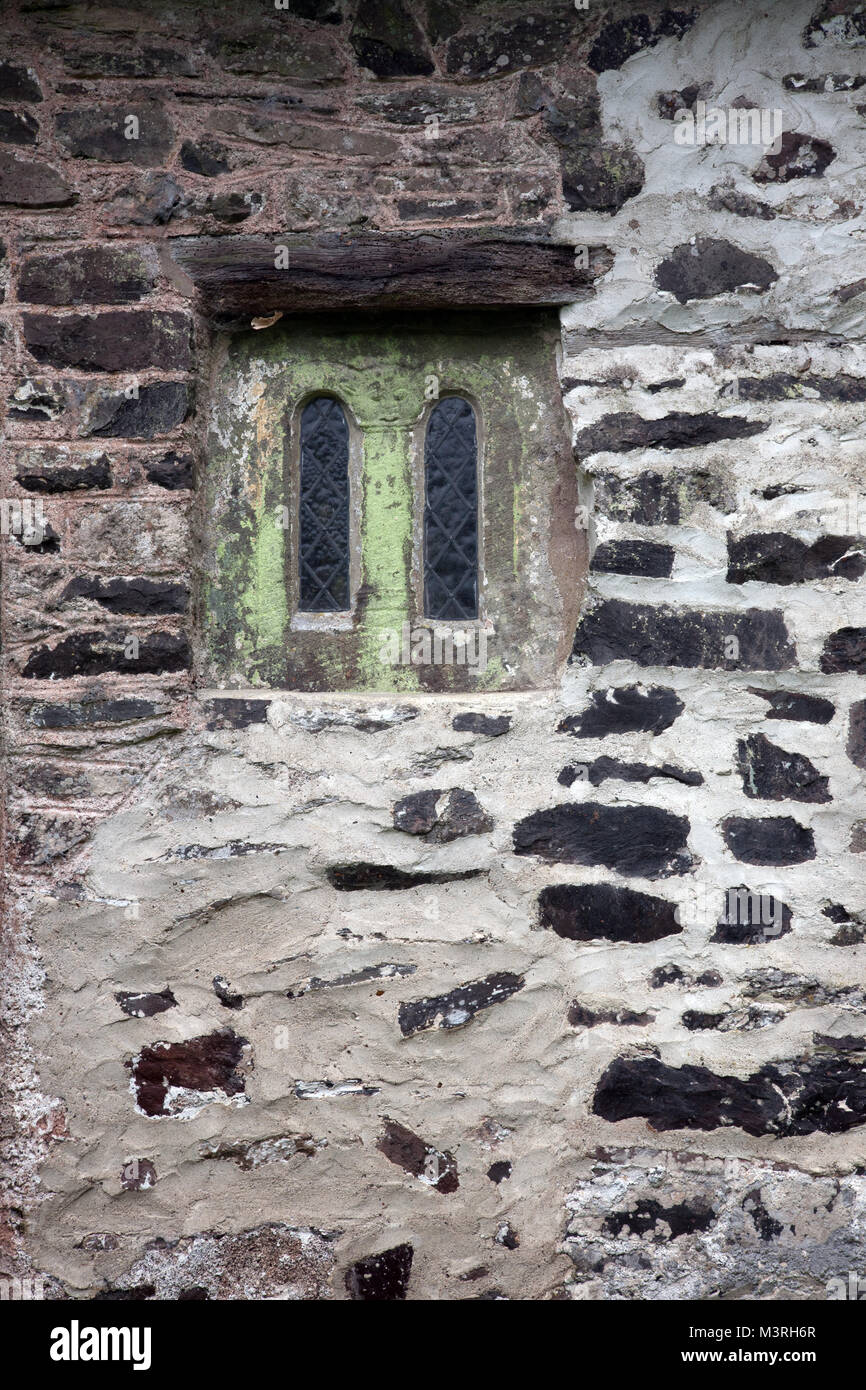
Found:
[298,395,351,612]
[423,395,479,621]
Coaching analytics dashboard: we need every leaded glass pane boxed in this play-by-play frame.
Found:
[423,397,478,620]
[299,396,350,612]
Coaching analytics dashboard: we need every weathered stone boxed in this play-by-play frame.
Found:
[747,688,835,723]
[392,787,492,842]
[568,1002,652,1028]
[561,144,644,214]
[0,109,39,145]
[377,1117,458,1193]
[212,976,244,1010]
[820,627,866,674]
[515,803,693,878]
[538,882,681,943]
[204,698,271,730]
[116,989,177,1019]
[345,1244,413,1300]
[804,4,866,47]
[591,539,675,577]
[61,46,196,78]
[707,183,776,220]
[84,383,191,439]
[593,468,732,524]
[398,972,524,1037]
[594,1054,866,1136]
[656,83,706,119]
[728,532,866,584]
[721,815,816,865]
[736,732,830,803]
[55,105,174,166]
[144,451,193,491]
[0,150,73,205]
[848,700,866,769]
[24,763,92,799]
[451,712,511,736]
[655,238,778,303]
[210,24,343,80]
[130,1029,249,1118]
[19,246,153,306]
[572,600,796,671]
[120,1159,156,1192]
[0,61,42,102]
[15,813,91,865]
[559,756,702,788]
[180,139,230,177]
[558,685,684,738]
[28,698,166,728]
[23,310,192,373]
[754,131,835,183]
[734,371,866,403]
[603,1196,715,1238]
[713,886,792,943]
[575,410,766,456]
[784,72,866,91]
[16,452,112,492]
[327,863,481,891]
[487,1160,512,1183]
[588,10,697,72]
[444,9,580,77]
[61,576,189,616]
[22,630,191,679]
[350,0,433,76]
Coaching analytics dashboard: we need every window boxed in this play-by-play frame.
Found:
[202,312,581,693]
[423,397,478,622]
[298,396,351,613]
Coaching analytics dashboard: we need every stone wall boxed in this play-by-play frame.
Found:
[1,0,865,1301]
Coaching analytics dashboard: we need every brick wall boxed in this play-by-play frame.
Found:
[2,0,866,1300]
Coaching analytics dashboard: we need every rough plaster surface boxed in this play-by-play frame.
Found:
[1,0,866,1301]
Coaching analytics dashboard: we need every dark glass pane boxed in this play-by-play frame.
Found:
[299,396,350,612]
[424,397,478,620]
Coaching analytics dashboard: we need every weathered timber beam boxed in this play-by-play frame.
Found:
[170,231,612,318]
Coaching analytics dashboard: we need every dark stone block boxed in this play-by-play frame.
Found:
[23,310,192,372]
[116,988,177,1019]
[655,238,778,303]
[736,732,830,803]
[345,1244,413,1301]
[377,1117,458,1193]
[593,468,732,524]
[754,131,835,183]
[682,1009,727,1030]
[572,600,796,671]
[85,383,191,439]
[820,627,866,674]
[120,1158,156,1191]
[29,698,163,728]
[327,863,482,891]
[0,61,42,102]
[558,685,684,738]
[213,975,244,1010]
[0,109,39,145]
[19,246,153,306]
[144,451,193,490]
[351,0,434,76]
[487,1161,512,1183]
[657,83,704,119]
[515,803,693,878]
[204,698,271,730]
[575,410,766,455]
[588,10,697,73]
[22,630,191,679]
[392,787,493,842]
[721,815,816,865]
[603,1198,715,1239]
[15,813,91,864]
[129,1028,248,1117]
[561,144,644,214]
[16,453,112,492]
[848,700,866,770]
[567,1002,652,1027]
[593,1053,866,1136]
[180,139,230,177]
[713,885,792,944]
[25,762,92,799]
[398,971,524,1037]
[734,372,866,403]
[62,46,196,78]
[55,105,174,167]
[747,688,835,724]
[707,184,776,220]
[445,9,581,77]
[591,539,675,577]
[451,711,511,736]
[560,755,702,788]
[538,881,681,942]
[0,151,73,206]
[728,532,866,585]
[61,576,189,616]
